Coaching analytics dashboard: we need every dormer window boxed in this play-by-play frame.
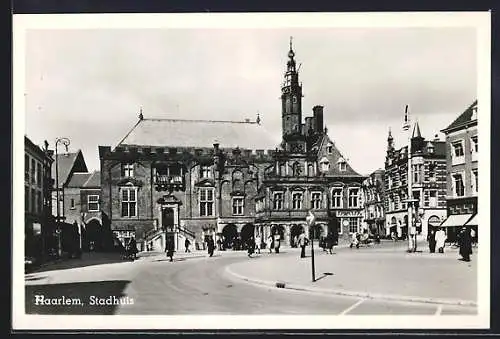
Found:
[338,158,347,172]
[320,159,330,172]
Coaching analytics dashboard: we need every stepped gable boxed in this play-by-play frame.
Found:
[115,118,279,151]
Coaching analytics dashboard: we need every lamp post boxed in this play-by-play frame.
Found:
[402,105,415,253]
[55,137,70,257]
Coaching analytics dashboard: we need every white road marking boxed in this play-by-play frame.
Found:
[435,305,443,316]
[339,298,365,315]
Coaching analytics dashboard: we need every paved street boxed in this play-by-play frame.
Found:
[25,241,477,316]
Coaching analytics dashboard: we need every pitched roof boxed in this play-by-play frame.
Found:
[116,118,279,150]
[442,100,478,132]
[67,172,92,187]
[51,150,88,187]
[318,134,364,178]
[83,171,101,188]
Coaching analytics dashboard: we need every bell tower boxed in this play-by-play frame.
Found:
[281,37,305,153]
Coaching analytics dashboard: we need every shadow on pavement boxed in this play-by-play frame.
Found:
[25,280,131,315]
[30,252,126,273]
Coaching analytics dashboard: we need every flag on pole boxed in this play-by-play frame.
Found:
[306,210,316,227]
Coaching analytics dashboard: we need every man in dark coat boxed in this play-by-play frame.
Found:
[128,237,138,260]
[165,238,175,262]
[207,236,215,257]
[458,226,472,262]
[427,228,436,253]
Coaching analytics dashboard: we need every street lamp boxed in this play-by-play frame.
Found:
[55,137,70,257]
[402,105,415,253]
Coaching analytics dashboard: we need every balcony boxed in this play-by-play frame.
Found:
[154,174,185,191]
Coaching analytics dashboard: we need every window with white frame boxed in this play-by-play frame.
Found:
[472,169,478,194]
[199,188,214,216]
[122,163,134,177]
[121,187,137,217]
[88,195,100,211]
[273,192,284,210]
[453,173,465,197]
[347,218,359,234]
[311,192,322,209]
[331,188,343,208]
[348,188,359,208]
[327,145,333,154]
[292,192,303,210]
[452,141,465,164]
[232,197,244,215]
[200,165,212,179]
[471,136,478,153]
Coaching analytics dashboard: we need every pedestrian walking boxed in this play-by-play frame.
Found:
[165,238,175,262]
[207,236,215,257]
[458,226,472,262]
[349,232,360,249]
[427,228,437,253]
[255,233,262,254]
[470,228,477,247]
[184,238,191,253]
[128,237,138,260]
[435,227,447,254]
[266,235,273,253]
[274,233,281,253]
[297,230,307,258]
[326,233,334,254]
[247,236,255,258]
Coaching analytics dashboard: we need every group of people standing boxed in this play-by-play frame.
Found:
[427,226,474,262]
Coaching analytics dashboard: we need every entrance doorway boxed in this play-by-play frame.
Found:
[222,224,238,249]
[162,208,175,231]
[240,223,255,249]
[290,224,304,247]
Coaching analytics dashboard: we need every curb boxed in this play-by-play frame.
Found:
[224,265,477,308]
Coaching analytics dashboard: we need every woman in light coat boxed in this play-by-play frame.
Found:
[435,227,447,253]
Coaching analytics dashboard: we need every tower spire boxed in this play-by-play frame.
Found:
[412,121,422,138]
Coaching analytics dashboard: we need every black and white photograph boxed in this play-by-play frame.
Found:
[13,12,490,330]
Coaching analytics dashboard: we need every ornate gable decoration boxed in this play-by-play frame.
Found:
[157,194,182,205]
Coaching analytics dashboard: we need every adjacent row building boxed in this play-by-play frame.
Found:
[384,123,448,239]
[24,136,54,261]
[440,100,478,241]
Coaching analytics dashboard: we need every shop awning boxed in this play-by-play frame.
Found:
[465,214,478,226]
[440,214,473,228]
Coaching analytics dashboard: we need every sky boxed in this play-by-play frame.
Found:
[24,25,477,176]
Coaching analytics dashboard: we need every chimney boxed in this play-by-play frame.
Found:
[313,105,324,133]
[433,134,440,142]
[305,117,314,136]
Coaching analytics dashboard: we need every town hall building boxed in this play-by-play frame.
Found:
[99,40,365,251]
